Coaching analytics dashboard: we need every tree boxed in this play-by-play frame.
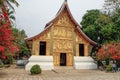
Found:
[96,43,120,60]
[81,10,100,29]
[0,0,19,10]
[80,10,101,42]
[103,0,120,15]
[0,0,19,59]
[12,28,30,59]
[111,8,120,42]
[7,9,16,26]
[81,9,118,44]
[96,13,117,43]
[0,15,19,59]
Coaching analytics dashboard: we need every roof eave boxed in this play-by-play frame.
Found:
[76,26,97,45]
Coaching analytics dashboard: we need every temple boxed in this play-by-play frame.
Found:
[25,1,97,70]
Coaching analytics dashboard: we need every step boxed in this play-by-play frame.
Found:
[54,66,74,70]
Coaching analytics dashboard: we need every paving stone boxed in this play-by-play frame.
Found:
[0,65,120,80]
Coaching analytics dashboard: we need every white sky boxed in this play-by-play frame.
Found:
[15,0,104,37]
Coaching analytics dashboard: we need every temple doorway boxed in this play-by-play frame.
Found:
[79,44,84,56]
[39,41,46,55]
[60,53,66,66]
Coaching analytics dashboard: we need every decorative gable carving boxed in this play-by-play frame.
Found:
[55,10,74,27]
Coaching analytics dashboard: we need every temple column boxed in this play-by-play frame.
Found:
[67,53,73,66]
[53,53,60,66]
[84,44,89,56]
[50,26,53,55]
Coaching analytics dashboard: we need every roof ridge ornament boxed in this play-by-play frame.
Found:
[64,0,67,4]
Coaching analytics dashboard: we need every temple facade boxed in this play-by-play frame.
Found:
[26,1,96,67]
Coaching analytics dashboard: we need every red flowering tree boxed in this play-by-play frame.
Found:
[96,43,120,61]
[0,1,19,60]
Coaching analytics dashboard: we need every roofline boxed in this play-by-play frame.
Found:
[76,26,97,45]
[45,1,81,29]
[26,1,97,45]
[26,23,53,41]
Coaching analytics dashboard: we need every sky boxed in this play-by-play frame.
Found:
[14,0,104,37]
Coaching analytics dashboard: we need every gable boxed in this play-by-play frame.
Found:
[26,1,96,46]
[54,8,75,27]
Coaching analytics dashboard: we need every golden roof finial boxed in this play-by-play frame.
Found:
[64,0,67,4]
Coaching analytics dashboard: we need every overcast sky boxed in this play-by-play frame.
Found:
[15,0,104,37]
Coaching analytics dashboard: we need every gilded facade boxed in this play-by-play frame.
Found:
[26,1,96,66]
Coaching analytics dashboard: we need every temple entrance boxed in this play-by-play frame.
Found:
[79,44,84,56]
[39,41,46,55]
[60,53,66,66]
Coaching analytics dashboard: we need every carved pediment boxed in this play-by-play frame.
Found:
[53,27,72,38]
[53,39,73,52]
[55,11,74,27]
[39,31,50,40]
[76,34,84,43]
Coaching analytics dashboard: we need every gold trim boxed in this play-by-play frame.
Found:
[50,26,53,55]
[73,28,76,56]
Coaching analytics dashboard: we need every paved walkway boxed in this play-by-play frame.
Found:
[0,65,120,80]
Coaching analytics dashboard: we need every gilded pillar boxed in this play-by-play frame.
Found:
[32,40,36,55]
[67,53,73,66]
[54,53,59,66]
[76,44,79,56]
[50,26,53,55]
[73,29,76,56]
[36,41,39,55]
[84,44,88,56]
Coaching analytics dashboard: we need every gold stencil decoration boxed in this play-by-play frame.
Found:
[57,16,69,25]
[53,27,72,38]
[39,32,50,40]
[53,39,73,52]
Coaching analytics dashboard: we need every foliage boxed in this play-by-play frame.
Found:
[30,64,42,75]
[105,65,112,72]
[80,9,120,44]
[3,53,13,64]
[111,9,120,41]
[0,0,19,60]
[80,10,101,42]
[0,59,4,68]
[103,0,120,15]
[12,28,30,59]
[7,9,16,26]
[0,64,4,68]
[96,43,120,60]
[0,16,19,59]
[81,9,116,43]
[81,10,100,29]
[0,0,19,10]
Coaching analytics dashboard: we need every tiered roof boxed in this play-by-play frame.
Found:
[26,1,96,45]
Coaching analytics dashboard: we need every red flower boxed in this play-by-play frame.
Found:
[96,43,120,60]
[0,5,19,59]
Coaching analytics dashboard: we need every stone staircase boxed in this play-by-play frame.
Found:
[54,66,74,70]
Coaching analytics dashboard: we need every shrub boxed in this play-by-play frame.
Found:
[105,65,112,72]
[0,65,4,68]
[30,64,42,75]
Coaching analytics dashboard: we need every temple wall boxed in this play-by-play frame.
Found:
[76,33,90,56]
[31,31,51,56]
[30,9,92,66]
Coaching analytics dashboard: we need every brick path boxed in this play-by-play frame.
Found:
[0,65,120,80]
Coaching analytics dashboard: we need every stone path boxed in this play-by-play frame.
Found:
[0,65,120,80]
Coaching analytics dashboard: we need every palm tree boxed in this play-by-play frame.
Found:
[7,9,16,26]
[0,0,19,10]
[0,0,19,24]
